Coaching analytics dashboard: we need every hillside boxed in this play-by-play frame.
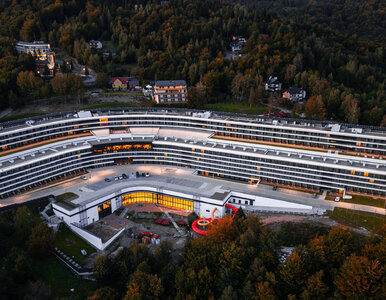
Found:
[0,0,384,126]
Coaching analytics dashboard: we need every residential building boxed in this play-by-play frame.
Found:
[111,77,127,90]
[15,41,55,74]
[283,87,306,102]
[153,80,187,104]
[230,36,246,52]
[264,76,282,92]
[89,40,102,49]
[128,80,140,90]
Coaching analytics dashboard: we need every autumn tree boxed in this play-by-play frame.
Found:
[206,215,238,243]
[280,251,309,295]
[334,255,383,298]
[88,287,120,300]
[124,269,164,300]
[252,282,276,300]
[51,73,84,99]
[341,94,360,124]
[16,71,44,98]
[305,95,326,120]
[96,72,110,89]
[300,271,329,300]
[187,82,207,109]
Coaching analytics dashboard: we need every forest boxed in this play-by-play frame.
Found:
[0,205,385,299]
[0,0,384,126]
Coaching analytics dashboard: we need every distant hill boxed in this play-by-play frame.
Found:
[230,0,386,43]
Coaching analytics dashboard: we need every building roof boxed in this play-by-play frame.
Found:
[264,76,280,84]
[288,87,304,94]
[112,77,127,84]
[128,80,139,85]
[155,80,187,87]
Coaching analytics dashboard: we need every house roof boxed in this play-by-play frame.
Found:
[112,77,127,84]
[264,76,280,84]
[288,87,304,94]
[155,80,187,87]
[128,80,139,85]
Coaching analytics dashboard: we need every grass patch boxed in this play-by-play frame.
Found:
[55,192,78,201]
[104,91,143,96]
[206,102,268,115]
[55,223,96,266]
[33,257,97,298]
[85,102,139,109]
[342,195,385,208]
[327,207,385,232]
[0,112,46,123]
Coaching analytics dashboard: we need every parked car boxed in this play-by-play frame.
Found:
[118,176,123,180]
[141,172,145,177]
[136,171,140,178]
[334,197,340,202]
[273,186,278,191]
[114,176,118,181]
[145,172,150,177]
[104,178,111,182]
[122,173,127,179]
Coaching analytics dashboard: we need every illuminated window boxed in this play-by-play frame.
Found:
[356,142,361,146]
[369,179,374,183]
[201,149,205,153]
[164,153,168,156]
[364,172,369,177]
[197,157,200,161]
[350,170,355,175]
[192,148,195,152]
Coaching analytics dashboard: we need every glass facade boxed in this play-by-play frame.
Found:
[122,192,193,211]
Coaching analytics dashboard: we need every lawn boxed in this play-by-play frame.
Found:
[55,223,96,266]
[326,194,385,208]
[85,101,140,109]
[205,102,268,115]
[343,195,385,208]
[0,112,45,122]
[104,91,143,96]
[55,192,79,201]
[327,207,385,232]
[33,257,97,298]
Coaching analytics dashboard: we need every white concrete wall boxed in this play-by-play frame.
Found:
[68,223,103,249]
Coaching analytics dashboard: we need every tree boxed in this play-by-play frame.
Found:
[94,255,119,285]
[13,206,37,243]
[124,269,164,300]
[305,95,326,120]
[252,282,276,300]
[51,73,84,98]
[334,255,383,298]
[187,82,207,109]
[206,215,237,243]
[248,87,256,107]
[88,287,120,300]
[280,251,308,295]
[27,222,55,258]
[300,271,329,300]
[16,71,44,98]
[96,72,110,89]
[341,94,360,124]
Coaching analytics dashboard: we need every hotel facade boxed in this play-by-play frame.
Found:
[0,108,385,204]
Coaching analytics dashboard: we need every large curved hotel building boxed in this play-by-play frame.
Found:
[1,108,385,200]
